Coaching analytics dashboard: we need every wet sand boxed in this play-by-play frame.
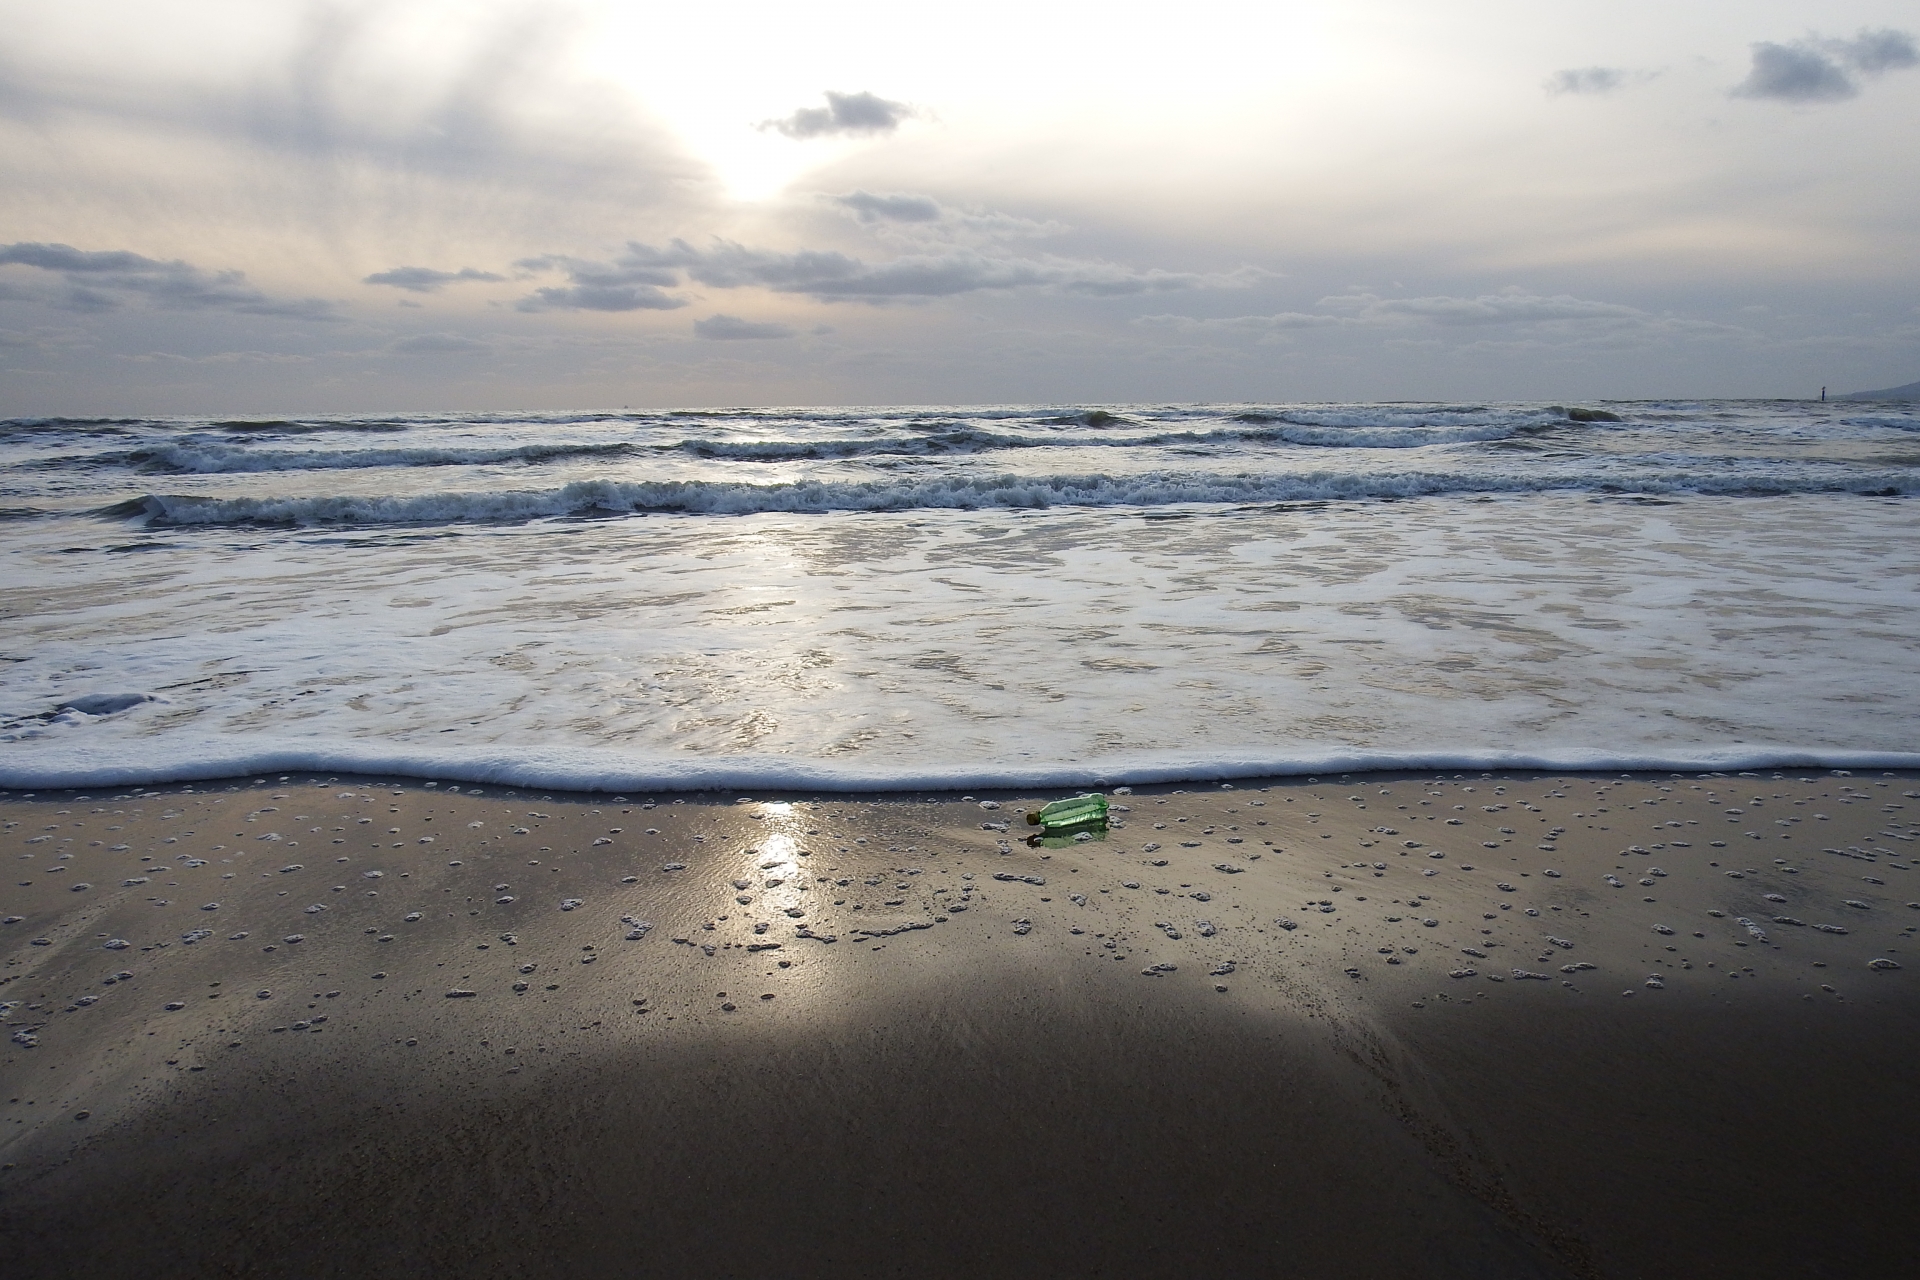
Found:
[3,767,1917,1277]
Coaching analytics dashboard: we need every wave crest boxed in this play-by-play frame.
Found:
[122,440,637,474]
[116,468,1913,528]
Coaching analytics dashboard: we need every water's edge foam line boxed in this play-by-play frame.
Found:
[3,741,1915,792]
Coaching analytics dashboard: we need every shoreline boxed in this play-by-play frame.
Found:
[4,766,1917,1276]
[6,744,1920,796]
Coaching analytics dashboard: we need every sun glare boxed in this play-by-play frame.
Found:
[581,0,1332,204]
[683,121,869,204]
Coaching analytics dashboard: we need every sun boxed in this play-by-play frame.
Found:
[674,117,873,204]
[583,4,913,204]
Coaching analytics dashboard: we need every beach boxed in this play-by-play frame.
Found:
[3,400,1918,1275]
[5,767,1916,1276]
[7,0,1920,1266]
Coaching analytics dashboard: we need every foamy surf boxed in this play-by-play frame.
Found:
[3,405,1916,796]
[104,464,1913,527]
[4,736,1917,793]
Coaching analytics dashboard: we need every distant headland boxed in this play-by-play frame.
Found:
[1837,379,1920,400]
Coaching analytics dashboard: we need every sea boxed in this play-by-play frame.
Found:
[1,400,1917,792]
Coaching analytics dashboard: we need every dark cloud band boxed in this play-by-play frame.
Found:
[510,238,1262,309]
[0,242,338,320]
[364,266,507,292]
[835,191,943,223]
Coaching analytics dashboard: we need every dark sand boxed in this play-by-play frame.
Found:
[3,768,1917,1277]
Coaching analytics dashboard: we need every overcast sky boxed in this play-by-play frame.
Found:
[3,0,1917,412]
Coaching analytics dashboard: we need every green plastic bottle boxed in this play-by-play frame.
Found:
[1025,793,1108,833]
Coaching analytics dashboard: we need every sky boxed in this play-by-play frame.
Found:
[2,0,1917,412]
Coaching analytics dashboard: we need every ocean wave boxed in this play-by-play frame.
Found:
[1838,414,1920,432]
[669,429,1024,460]
[2,737,1915,793]
[0,417,143,439]
[55,419,1571,476]
[1,414,613,441]
[205,412,674,433]
[211,418,415,434]
[1240,420,1549,448]
[120,440,638,474]
[1041,409,1131,426]
[109,467,1913,527]
[671,419,1550,460]
[662,405,1107,423]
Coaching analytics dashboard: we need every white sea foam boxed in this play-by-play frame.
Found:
[4,491,1917,792]
[4,403,1917,793]
[2,737,1914,793]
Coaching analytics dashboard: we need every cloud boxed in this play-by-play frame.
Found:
[1317,290,1646,326]
[387,333,491,354]
[1732,28,1917,103]
[1132,311,1352,346]
[1134,312,1349,331]
[625,238,1262,302]
[834,191,943,223]
[1733,42,1858,102]
[693,314,796,340]
[511,254,688,312]
[0,3,706,232]
[1135,291,1732,348]
[1545,65,1663,96]
[363,266,507,292]
[0,242,339,320]
[507,238,1260,309]
[0,326,93,352]
[0,244,163,274]
[518,284,686,312]
[824,192,1067,242]
[1545,67,1627,95]
[122,349,314,365]
[762,91,913,139]
[1831,28,1920,73]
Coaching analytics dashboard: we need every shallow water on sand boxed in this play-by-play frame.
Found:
[2,403,1916,789]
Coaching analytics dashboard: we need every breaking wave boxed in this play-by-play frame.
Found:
[110,466,1912,528]
[120,440,638,474]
